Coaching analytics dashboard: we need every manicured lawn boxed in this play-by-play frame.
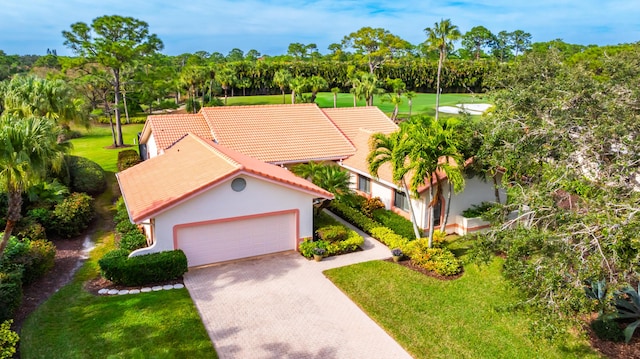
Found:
[325,258,600,359]
[226,92,490,118]
[20,230,216,359]
[70,123,144,172]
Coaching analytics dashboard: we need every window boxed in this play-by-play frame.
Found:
[357,175,371,194]
[393,190,410,212]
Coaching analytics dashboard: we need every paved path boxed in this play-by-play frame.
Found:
[184,212,413,359]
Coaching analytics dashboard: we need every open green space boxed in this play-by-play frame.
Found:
[225,92,489,117]
[325,250,600,359]
[20,125,217,358]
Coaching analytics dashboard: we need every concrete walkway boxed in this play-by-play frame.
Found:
[184,212,413,359]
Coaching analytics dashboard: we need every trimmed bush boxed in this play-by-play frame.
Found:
[372,208,417,239]
[117,150,141,172]
[0,320,19,359]
[405,239,462,276]
[51,193,94,238]
[316,225,348,242]
[329,201,381,234]
[115,220,138,235]
[0,266,23,322]
[299,231,363,258]
[3,238,55,285]
[362,197,385,218]
[98,249,188,286]
[65,155,107,195]
[370,227,411,250]
[119,232,147,252]
[16,218,47,241]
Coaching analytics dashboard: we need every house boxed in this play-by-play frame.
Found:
[125,103,499,267]
[117,133,333,267]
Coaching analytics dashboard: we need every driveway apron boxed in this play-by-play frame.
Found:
[184,213,413,359]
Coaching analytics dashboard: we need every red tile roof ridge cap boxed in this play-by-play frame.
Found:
[320,108,357,150]
[184,133,244,170]
[199,103,318,111]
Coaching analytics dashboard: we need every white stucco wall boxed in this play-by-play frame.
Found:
[130,174,317,256]
[146,133,159,159]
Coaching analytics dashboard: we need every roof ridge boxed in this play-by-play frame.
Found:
[187,133,243,170]
[200,103,317,110]
[320,108,357,151]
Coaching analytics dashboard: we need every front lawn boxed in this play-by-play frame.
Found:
[70,123,144,172]
[20,224,216,358]
[325,259,600,358]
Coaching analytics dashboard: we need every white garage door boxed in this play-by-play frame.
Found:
[176,212,296,267]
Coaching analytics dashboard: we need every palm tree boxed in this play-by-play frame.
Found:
[291,162,352,214]
[399,117,465,246]
[0,74,86,129]
[273,69,292,104]
[384,93,403,122]
[405,91,416,119]
[331,87,341,108]
[289,77,308,104]
[367,131,422,239]
[0,115,69,254]
[307,76,328,103]
[179,65,207,113]
[424,19,461,121]
[216,66,237,105]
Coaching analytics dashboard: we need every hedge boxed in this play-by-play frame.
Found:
[98,249,188,286]
[299,230,363,258]
[369,227,411,251]
[372,208,418,240]
[328,201,381,234]
[0,266,22,322]
[65,155,107,195]
[117,150,141,172]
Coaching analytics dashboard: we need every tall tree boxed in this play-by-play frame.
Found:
[289,77,308,104]
[273,69,292,104]
[405,91,416,119]
[307,75,328,103]
[424,19,461,122]
[510,30,532,57]
[398,117,465,245]
[461,26,495,60]
[342,27,411,73]
[0,116,69,254]
[62,15,163,147]
[490,30,513,62]
[331,87,341,108]
[216,66,236,105]
[368,131,422,240]
[226,48,244,62]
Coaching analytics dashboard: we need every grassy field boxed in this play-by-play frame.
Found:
[325,258,599,359]
[226,91,490,118]
[20,124,217,358]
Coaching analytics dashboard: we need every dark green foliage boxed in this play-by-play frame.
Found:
[590,317,624,342]
[3,238,56,285]
[117,150,141,172]
[461,202,494,218]
[614,285,640,343]
[98,249,188,286]
[115,219,138,235]
[51,192,94,238]
[315,225,348,242]
[65,155,107,195]
[16,218,47,241]
[119,232,147,252]
[372,208,416,239]
[584,278,608,315]
[185,99,201,113]
[329,201,381,234]
[361,197,385,218]
[0,319,19,359]
[0,266,22,322]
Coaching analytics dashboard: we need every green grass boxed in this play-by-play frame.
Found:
[225,92,490,118]
[325,258,600,359]
[70,123,144,172]
[20,125,217,358]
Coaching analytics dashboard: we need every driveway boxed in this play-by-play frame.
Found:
[184,214,413,359]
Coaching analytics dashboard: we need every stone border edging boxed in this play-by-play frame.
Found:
[97,283,185,295]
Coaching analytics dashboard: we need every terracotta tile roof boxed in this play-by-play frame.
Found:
[322,107,398,142]
[144,114,212,156]
[199,104,355,164]
[341,129,456,194]
[117,133,333,223]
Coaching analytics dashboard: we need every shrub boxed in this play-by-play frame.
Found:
[425,230,447,248]
[65,155,107,195]
[115,220,138,235]
[462,202,494,218]
[590,317,624,342]
[3,238,55,285]
[114,197,130,223]
[98,249,188,286]
[362,197,385,218]
[51,192,94,238]
[16,218,47,242]
[0,266,23,322]
[299,230,363,258]
[119,231,147,252]
[372,208,417,239]
[369,227,411,250]
[315,225,348,242]
[0,320,19,359]
[329,201,381,234]
[405,240,462,276]
[117,150,141,172]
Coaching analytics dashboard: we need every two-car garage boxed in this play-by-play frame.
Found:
[174,211,298,267]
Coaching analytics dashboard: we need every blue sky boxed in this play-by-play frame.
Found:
[2,0,638,56]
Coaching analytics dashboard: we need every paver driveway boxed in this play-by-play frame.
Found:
[184,215,413,359]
